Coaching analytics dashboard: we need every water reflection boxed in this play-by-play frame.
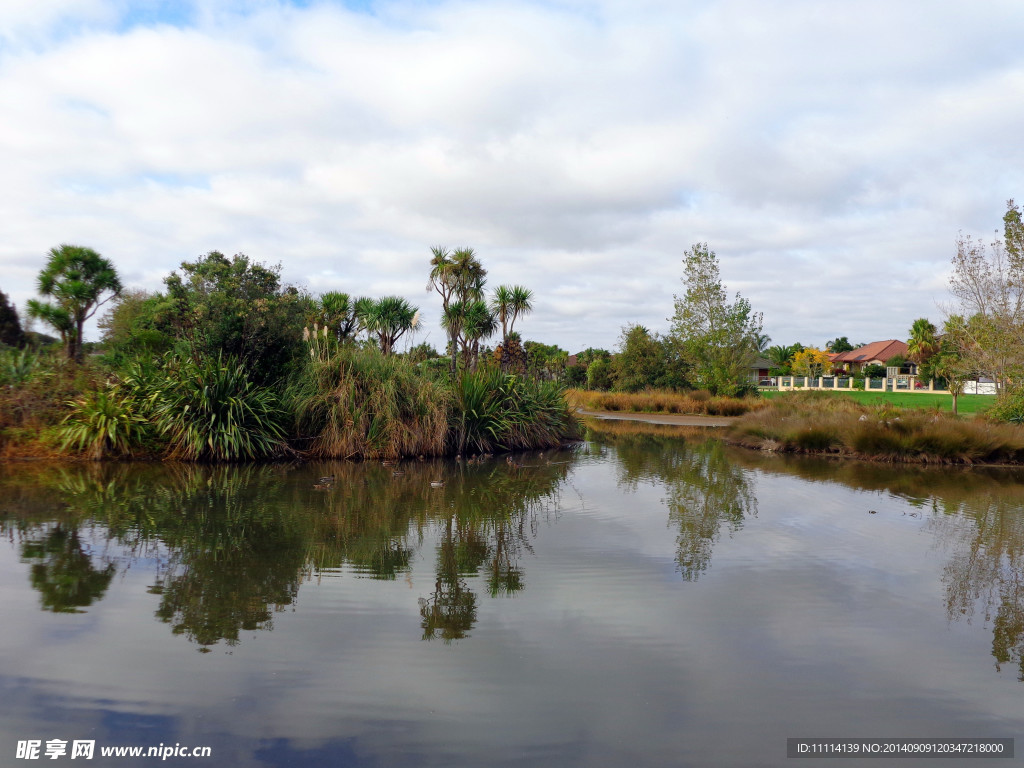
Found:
[4,433,1024,679]
[0,455,570,648]
[594,428,757,581]
[730,448,1024,681]
[21,524,116,613]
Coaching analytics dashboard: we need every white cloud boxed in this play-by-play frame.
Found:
[2,0,1024,351]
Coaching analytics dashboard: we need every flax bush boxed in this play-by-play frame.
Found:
[148,353,288,461]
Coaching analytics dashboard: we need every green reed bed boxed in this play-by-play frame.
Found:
[729,392,1024,464]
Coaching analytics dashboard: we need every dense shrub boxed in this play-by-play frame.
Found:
[146,353,289,461]
[290,345,450,459]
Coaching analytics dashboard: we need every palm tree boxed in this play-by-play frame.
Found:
[317,291,368,344]
[28,244,122,361]
[765,343,801,370]
[491,285,534,372]
[907,318,938,368]
[462,300,497,369]
[363,296,420,355]
[427,246,486,376]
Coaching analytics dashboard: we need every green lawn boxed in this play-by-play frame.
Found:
[759,389,995,415]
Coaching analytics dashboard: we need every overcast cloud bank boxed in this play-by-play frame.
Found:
[2,0,1023,352]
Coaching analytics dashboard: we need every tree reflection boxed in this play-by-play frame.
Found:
[728,448,1024,682]
[0,452,571,647]
[599,428,757,581]
[936,484,1024,680]
[20,524,115,613]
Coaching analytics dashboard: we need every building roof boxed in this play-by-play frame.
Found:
[830,340,908,364]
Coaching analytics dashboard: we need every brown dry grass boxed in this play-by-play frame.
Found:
[728,391,1024,463]
[566,388,763,417]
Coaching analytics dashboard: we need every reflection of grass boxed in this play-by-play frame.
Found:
[730,392,1024,463]
[760,389,994,414]
[567,388,761,417]
[583,417,715,441]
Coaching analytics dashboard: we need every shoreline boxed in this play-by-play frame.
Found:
[576,407,737,427]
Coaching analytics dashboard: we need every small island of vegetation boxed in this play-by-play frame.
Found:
[0,245,579,461]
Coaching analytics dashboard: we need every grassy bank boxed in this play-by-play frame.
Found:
[567,388,762,417]
[759,388,995,414]
[1,346,580,462]
[729,392,1024,464]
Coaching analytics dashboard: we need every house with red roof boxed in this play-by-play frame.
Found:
[829,340,910,373]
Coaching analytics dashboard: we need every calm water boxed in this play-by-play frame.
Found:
[1,426,1023,767]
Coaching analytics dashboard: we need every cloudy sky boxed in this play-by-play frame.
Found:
[2,0,1023,354]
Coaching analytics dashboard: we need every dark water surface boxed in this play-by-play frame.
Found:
[2,427,1023,767]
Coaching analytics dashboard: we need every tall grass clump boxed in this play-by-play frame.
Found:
[0,347,45,386]
[289,345,450,459]
[454,369,579,454]
[147,353,288,461]
[58,385,150,460]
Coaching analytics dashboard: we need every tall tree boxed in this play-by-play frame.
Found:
[669,243,763,395]
[491,285,534,372]
[27,244,121,361]
[948,203,1024,395]
[0,289,25,347]
[427,246,486,376]
[932,316,974,416]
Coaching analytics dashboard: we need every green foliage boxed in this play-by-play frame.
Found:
[59,385,150,460]
[826,337,854,353]
[428,246,487,376]
[611,324,668,392]
[362,296,420,355]
[766,343,802,373]
[492,285,534,372]
[670,242,763,395]
[452,369,579,454]
[97,289,172,365]
[289,345,450,459]
[907,318,938,368]
[147,353,288,461]
[0,347,44,386]
[988,388,1024,424]
[564,364,587,387]
[587,356,613,391]
[862,363,887,378]
[0,289,24,347]
[28,244,122,362]
[315,291,368,344]
[523,340,568,380]
[163,251,309,382]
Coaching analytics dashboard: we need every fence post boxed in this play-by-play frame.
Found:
[866,377,872,390]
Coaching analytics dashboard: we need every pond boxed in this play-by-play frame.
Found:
[1,424,1023,767]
